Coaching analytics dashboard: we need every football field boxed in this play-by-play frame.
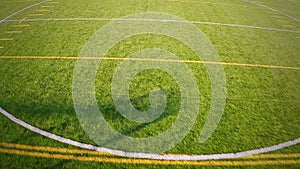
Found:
[0,0,299,168]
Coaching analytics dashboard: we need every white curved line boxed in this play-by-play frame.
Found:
[0,0,49,24]
[3,18,300,33]
[243,0,300,23]
[1,107,299,160]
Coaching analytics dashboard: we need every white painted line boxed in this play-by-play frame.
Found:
[3,18,300,34]
[0,107,299,161]
[0,0,49,24]
[243,0,300,23]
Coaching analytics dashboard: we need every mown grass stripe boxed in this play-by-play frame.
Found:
[0,148,299,166]
[0,56,299,70]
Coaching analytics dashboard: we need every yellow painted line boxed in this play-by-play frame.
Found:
[0,47,4,49]
[28,14,44,16]
[6,31,22,34]
[0,148,300,166]
[13,24,30,27]
[41,5,54,8]
[18,17,27,23]
[245,153,300,159]
[282,25,296,28]
[0,56,299,70]
[0,38,13,41]
[1,142,300,160]
[271,15,284,19]
[0,142,112,156]
[47,1,59,4]
[36,9,49,12]
[277,20,289,23]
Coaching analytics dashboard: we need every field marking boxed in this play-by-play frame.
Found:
[168,0,254,8]
[0,142,112,156]
[0,0,49,24]
[0,38,14,41]
[46,1,59,4]
[243,0,300,23]
[28,13,44,16]
[41,5,53,8]
[6,31,22,34]
[13,24,30,27]
[3,17,300,33]
[1,142,300,159]
[0,47,4,49]
[283,25,296,28]
[1,107,300,161]
[19,17,27,23]
[0,148,300,166]
[35,9,49,12]
[277,20,290,23]
[0,56,299,70]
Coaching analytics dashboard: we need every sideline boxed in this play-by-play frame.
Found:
[1,107,300,161]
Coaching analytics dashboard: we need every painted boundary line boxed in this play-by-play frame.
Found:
[3,18,300,34]
[0,0,49,24]
[243,0,300,23]
[1,107,300,161]
[0,56,299,70]
[0,148,300,166]
[1,142,300,159]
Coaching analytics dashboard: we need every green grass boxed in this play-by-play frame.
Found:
[0,0,299,168]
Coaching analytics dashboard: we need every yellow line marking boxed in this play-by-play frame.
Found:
[283,25,296,28]
[1,142,300,160]
[19,17,27,23]
[0,56,299,70]
[28,14,44,16]
[0,148,300,166]
[13,24,30,27]
[245,153,300,159]
[0,142,112,156]
[271,15,284,19]
[47,1,59,4]
[0,47,4,49]
[277,20,289,23]
[0,38,13,41]
[6,31,22,34]
[36,9,49,12]
[41,5,54,8]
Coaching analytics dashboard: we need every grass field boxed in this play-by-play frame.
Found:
[0,0,299,168]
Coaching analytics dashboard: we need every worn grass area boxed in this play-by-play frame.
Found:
[0,0,299,168]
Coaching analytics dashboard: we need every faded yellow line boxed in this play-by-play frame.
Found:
[283,25,296,28]
[277,20,289,23]
[0,38,13,41]
[13,24,30,27]
[36,9,49,12]
[0,56,299,70]
[1,142,300,160]
[41,5,54,8]
[245,153,300,159]
[0,142,112,156]
[28,14,44,16]
[0,148,300,166]
[0,47,4,49]
[19,17,27,23]
[6,31,22,34]
[46,1,59,4]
